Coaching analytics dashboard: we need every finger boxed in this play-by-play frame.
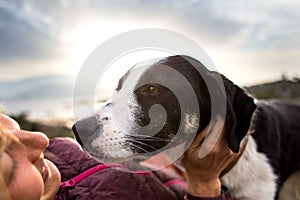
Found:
[0,114,20,131]
[198,116,225,158]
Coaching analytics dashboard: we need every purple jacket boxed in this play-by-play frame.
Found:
[44,138,187,200]
[44,138,232,200]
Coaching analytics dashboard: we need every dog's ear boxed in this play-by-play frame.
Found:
[223,76,257,153]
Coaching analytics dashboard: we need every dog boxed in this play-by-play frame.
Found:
[73,55,300,199]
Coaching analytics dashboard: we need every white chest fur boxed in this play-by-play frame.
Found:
[221,136,277,200]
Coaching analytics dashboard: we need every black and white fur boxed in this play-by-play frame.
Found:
[73,55,300,199]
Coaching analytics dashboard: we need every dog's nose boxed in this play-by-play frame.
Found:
[72,124,84,146]
[72,116,100,145]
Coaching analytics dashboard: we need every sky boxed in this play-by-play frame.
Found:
[1,0,300,86]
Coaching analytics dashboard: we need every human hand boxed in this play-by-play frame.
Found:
[182,122,247,197]
[0,114,20,131]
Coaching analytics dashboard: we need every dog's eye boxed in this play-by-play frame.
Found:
[144,85,159,95]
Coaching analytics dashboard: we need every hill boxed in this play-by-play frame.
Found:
[11,113,74,138]
[0,75,75,100]
[245,78,300,102]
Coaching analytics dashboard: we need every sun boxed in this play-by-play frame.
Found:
[63,21,119,76]
[63,19,149,74]
[61,21,174,100]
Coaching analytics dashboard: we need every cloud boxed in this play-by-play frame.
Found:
[0,0,299,84]
[209,0,300,48]
[0,1,63,63]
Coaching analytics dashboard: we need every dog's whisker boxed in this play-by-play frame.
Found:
[126,135,172,142]
[124,134,171,141]
[125,138,158,149]
[128,143,150,154]
[132,137,172,142]
[125,138,160,152]
[126,142,153,155]
[123,133,157,138]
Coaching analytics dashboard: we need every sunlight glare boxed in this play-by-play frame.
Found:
[63,20,138,76]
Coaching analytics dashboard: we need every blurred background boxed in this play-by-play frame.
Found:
[0,0,299,137]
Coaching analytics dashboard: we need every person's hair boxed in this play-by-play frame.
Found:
[0,123,14,200]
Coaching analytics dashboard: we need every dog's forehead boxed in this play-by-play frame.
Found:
[119,57,166,87]
[130,56,208,80]
[121,58,159,81]
[133,57,162,69]
[133,57,187,79]
[119,55,212,93]
[114,58,163,101]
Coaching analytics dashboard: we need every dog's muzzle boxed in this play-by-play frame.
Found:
[72,116,100,147]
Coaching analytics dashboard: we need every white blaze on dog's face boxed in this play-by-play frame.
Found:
[88,63,152,160]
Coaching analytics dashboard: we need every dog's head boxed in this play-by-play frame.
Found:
[73,55,256,162]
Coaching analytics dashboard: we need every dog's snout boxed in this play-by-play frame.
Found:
[72,116,100,143]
